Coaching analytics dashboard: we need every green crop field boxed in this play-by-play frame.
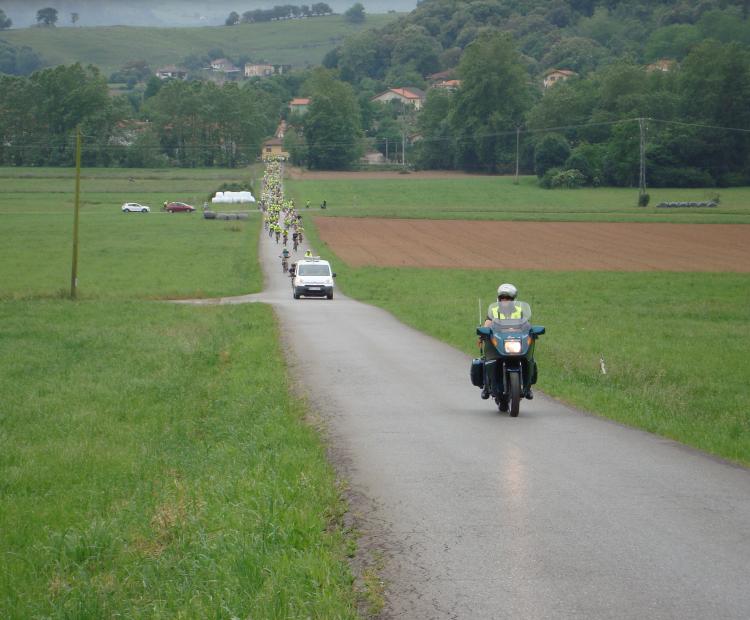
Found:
[286,175,750,223]
[296,178,750,466]
[1,15,400,76]
[0,167,363,617]
[0,167,265,299]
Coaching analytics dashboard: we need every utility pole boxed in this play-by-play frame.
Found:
[514,126,521,185]
[400,100,407,167]
[402,129,406,167]
[385,137,388,161]
[70,126,81,299]
[638,117,647,205]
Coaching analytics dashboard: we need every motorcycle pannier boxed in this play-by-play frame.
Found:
[470,358,484,388]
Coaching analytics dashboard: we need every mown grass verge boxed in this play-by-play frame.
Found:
[0,300,359,618]
[304,221,750,466]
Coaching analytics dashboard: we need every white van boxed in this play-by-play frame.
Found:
[291,257,336,299]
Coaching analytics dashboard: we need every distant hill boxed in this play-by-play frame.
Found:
[0,15,401,76]
[0,0,415,27]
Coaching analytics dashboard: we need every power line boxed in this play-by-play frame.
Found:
[2,117,749,153]
[648,117,750,134]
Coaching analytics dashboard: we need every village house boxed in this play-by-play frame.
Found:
[645,59,677,73]
[289,98,311,115]
[431,79,461,92]
[261,137,289,159]
[543,69,576,89]
[371,87,427,110]
[244,63,291,78]
[244,63,275,78]
[427,70,456,82]
[155,65,187,80]
[109,120,151,146]
[209,58,241,75]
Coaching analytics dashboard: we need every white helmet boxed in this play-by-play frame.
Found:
[497,283,518,299]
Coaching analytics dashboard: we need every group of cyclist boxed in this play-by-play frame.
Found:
[259,157,315,272]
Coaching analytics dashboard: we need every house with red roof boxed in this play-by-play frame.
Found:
[371,87,427,110]
[543,69,577,89]
[289,97,311,115]
[431,79,462,92]
[645,59,677,73]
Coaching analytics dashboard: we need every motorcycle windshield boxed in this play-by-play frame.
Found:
[488,300,532,332]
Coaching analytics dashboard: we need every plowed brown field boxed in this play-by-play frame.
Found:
[314,218,750,272]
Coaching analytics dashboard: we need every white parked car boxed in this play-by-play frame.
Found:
[121,202,150,213]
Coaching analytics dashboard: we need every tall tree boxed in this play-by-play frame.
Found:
[0,9,12,30]
[449,32,532,171]
[415,89,455,168]
[36,8,58,27]
[0,64,117,165]
[344,3,366,23]
[303,69,363,169]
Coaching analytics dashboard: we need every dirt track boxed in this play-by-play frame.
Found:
[315,218,750,272]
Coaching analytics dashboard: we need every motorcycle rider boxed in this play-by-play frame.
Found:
[481,283,535,400]
[484,283,523,325]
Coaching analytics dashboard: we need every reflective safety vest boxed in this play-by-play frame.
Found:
[491,303,523,320]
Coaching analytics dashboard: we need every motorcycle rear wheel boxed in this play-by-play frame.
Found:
[508,373,521,417]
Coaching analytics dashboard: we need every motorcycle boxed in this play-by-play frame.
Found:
[471,301,544,417]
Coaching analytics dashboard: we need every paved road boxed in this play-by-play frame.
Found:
[196,226,750,619]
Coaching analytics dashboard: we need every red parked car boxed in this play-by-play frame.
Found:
[163,201,195,213]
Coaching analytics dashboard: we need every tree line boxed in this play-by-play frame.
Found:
[0,64,281,168]
[225,3,333,25]
[413,34,750,187]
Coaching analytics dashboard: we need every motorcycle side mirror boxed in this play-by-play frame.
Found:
[476,326,492,336]
[531,325,546,336]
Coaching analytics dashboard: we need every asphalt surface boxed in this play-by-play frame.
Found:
[188,224,750,619]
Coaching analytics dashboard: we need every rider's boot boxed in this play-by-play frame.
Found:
[481,386,490,399]
[524,387,534,400]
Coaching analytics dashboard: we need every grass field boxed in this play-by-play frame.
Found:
[1,15,400,76]
[285,175,750,223]
[0,301,358,618]
[0,167,363,617]
[298,181,750,467]
[0,167,264,299]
